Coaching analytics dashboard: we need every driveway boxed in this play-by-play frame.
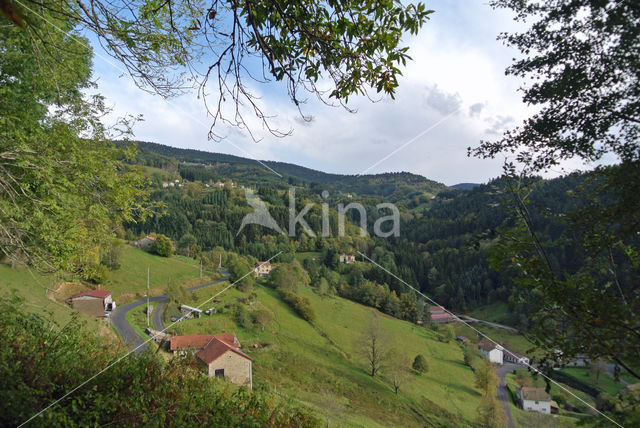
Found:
[495,362,523,428]
[111,268,230,353]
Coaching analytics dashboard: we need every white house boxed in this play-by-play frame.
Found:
[254,261,273,277]
[519,387,551,414]
[478,340,503,364]
[339,254,356,264]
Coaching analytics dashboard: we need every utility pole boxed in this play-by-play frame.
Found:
[200,259,202,279]
[146,266,150,327]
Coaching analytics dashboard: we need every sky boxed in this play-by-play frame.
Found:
[92,1,538,186]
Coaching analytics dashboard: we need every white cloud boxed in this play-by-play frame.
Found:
[92,1,550,186]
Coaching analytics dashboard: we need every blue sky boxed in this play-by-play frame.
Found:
[91,1,542,185]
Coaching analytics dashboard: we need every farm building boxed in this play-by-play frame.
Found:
[179,304,203,319]
[428,306,457,324]
[519,387,551,414]
[68,289,114,317]
[195,337,253,389]
[478,339,503,364]
[504,350,530,365]
[169,333,240,355]
[169,333,252,388]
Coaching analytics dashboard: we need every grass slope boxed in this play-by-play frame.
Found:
[149,281,484,427]
[106,246,219,304]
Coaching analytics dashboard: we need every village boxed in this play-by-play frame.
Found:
[62,241,578,420]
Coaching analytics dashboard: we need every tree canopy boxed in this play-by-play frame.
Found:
[471,0,640,383]
[0,4,151,275]
[4,0,433,138]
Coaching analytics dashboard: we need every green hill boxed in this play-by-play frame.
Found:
[2,249,482,427]
[130,141,448,202]
[134,278,484,426]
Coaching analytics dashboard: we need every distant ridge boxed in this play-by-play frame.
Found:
[451,183,481,190]
[131,141,450,201]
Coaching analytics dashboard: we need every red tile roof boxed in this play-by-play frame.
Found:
[70,290,112,300]
[431,313,454,319]
[169,333,238,351]
[195,337,252,365]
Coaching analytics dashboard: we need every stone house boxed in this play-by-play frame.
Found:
[504,349,530,365]
[169,333,252,388]
[133,235,156,250]
[195,337,253,389]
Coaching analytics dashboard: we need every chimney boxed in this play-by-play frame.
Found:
[173,330,177,337]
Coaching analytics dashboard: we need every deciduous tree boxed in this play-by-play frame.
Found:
[0,5,151,275]
[472,0,640,381]
[358,311,391,378]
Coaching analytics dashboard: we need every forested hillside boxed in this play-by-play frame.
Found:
[125,142,592,329]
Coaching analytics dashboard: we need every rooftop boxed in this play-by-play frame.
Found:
[169,333,238,351]
[70,290,112,299]
[521,387,551,402]
[195,337,252,365]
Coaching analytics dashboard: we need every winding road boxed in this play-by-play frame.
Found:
[110,268,229,354]
[495,362,523,428]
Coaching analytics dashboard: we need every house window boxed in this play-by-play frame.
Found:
[535,401,539,405]
[214,369,225,378]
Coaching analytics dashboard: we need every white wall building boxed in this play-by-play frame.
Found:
[519,387,551,414]
[478,340,503,364]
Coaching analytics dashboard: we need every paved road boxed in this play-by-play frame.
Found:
[495,362,523,428]
[111,268,230,353]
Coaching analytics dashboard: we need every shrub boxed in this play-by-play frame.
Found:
[0,297,321,426]
[413,354,429,374]
[278,289,316,322]
[252,309,273,330]
[232,303,253,329]
[154,234,173,257]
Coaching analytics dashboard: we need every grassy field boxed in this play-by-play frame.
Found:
[559,367,628,396]
[157,280,485,427]
[506,369,596,415]
[469,301,514,326]
[293,251,322,261]
[106,246,218,304]
[0,262,119,345]
[453,322,535,356]
[510,401,585,428]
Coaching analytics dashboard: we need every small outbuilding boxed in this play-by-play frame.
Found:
[68,289,114,317]
[179,304,203,319]
[196,337,253,389]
